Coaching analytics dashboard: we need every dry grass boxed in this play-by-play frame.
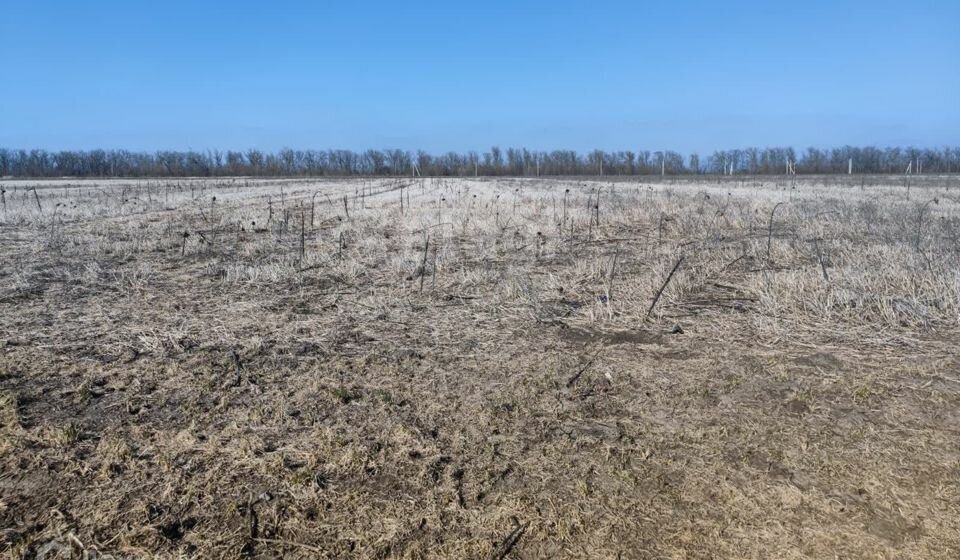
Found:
[2,175,960,559]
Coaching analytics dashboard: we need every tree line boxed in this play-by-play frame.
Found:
[1,145,957,178]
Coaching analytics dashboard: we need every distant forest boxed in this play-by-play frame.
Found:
[1,145,957,178]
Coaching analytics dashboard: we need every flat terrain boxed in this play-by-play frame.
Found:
[2,175,960,559]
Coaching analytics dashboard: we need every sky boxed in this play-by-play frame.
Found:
[1,0,958,155]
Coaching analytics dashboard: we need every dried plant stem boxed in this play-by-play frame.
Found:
[419,234,430,295]
[646,255,684,319]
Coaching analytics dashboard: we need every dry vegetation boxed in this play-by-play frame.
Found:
[2,175,960,559]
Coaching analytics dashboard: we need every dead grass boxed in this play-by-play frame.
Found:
[1,175,960,558]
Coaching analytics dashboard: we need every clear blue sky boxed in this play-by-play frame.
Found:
[1,0,957,154]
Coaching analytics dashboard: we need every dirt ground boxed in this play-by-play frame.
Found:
[2,176,959,558]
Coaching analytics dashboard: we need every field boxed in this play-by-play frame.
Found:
[2,175,960,559]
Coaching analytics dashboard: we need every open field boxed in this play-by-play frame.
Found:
[2,175,960,559]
